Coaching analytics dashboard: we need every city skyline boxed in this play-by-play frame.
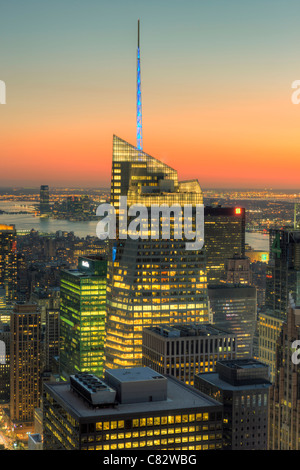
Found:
[1,1,300,189]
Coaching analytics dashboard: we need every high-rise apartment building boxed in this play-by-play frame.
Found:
[43,367,223,450]
[204,206,245,285]
[195,359,271,450]
[268,296,300,449]
[105,135,208,369]
[40,185,50,215]
[142,323,236,385]
[59,255,107,380]
[208,285,257,358]
[10,303,41,431]
[0,224,17,303]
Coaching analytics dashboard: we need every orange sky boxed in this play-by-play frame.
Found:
[1,2,300,189]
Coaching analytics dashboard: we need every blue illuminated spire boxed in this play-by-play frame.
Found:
[136,19,143,151]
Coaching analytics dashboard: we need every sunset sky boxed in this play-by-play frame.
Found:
[1,1,300,189]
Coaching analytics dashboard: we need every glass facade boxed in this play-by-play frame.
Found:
[208,285,257,359]
[204,207,245,285]
[266,228,300,317]
[105,136,208,369]
[59,256,107,379]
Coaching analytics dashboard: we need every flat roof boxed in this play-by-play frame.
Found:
[106,367,165,383]
[219,359,267,370]
[44,376,222,422]
[196,372,271,392]
[147,324,234,338]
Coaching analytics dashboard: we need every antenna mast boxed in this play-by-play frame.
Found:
[136,19,143,151]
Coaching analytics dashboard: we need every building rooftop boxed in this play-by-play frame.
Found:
[196,372,271,392]
[219,359,267,370]
[44,372,222,421]
[28,433,42,443]
[105,367,164,383]
[146,323,234,339]
[196,359,271,390]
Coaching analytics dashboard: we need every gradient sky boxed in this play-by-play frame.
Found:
[1,0,300,189]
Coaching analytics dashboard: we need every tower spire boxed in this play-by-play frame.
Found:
[136,19,143,151]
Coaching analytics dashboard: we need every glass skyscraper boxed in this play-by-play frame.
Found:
[59,255,107,380]
[204,206,246,285]
[208,285,257,359]
[105,135,208,369]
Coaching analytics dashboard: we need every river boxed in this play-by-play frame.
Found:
[0,200,270,250]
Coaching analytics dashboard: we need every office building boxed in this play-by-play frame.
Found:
[208,285,257,358]
[45,308,60,372]
[10,303,41,431]
[195,359,271,450]
[0,224,17,303]
[250,260,267,311]
[266,227,300,316]
[40,185,50,215]
[59,255,107,380]
[257,311,283,383]
[142,323,236,385]
[105,135,208,369]
[43,367,223,450]
[258,227,300,382]
[225,255,252,285]
[204,206,245,285]
[268,296,300,449]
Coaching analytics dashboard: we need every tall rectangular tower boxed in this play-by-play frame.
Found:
[0,224,17,303]
[266,227,300,317]
[59,255,107,380]
[10,303,41,427]
[105,135,208,369]
[204,206,246,285]
[40,184,50,215]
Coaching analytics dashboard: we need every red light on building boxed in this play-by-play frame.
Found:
[235,208,242,215]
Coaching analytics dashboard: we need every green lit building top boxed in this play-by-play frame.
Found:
[59,255,107,381]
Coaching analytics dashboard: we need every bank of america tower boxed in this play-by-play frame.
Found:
[105,21,208,369]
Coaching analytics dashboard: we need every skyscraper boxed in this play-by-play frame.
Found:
[59,255,107,380]
[258,226,300,381]
[0,224,17,303]
[40,185,50,215]
[266,227,300,316]
[204,206,246,285]
[105,135,208,369]
[208,285,257,358]
[268,296,300,449]
[10,303,41,433]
